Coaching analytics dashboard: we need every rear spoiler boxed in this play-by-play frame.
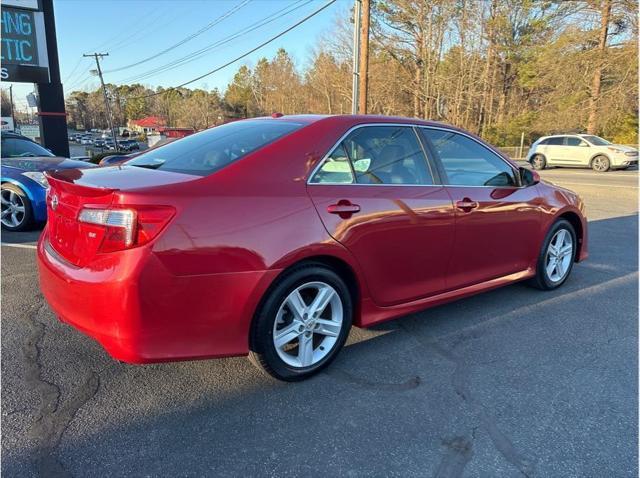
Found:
[45,170,118,197]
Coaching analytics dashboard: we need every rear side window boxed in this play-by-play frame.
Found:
[345,126,433,185]
[126,120,303,176]
[546,137,564,145]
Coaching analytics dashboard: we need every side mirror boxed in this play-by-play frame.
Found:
[519,167,540,186]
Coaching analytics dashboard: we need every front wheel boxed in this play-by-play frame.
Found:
[591,155,610,172]
[249,263,353,381]
[1,183,34,231]
[529,219,576,290]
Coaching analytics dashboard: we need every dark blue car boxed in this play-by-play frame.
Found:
[1,132,95,231]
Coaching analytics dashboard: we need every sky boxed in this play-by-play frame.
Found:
[7,0,348,112]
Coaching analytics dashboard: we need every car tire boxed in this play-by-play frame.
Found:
[591,155,610,172]
[529,219,576,291]
[0,183,34,232]
[530,154,546,170]
[249,263,353,381]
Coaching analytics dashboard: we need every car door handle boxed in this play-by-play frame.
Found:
[327,201,360,217]
[455,198,479,212]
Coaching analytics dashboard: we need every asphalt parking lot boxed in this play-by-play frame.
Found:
[2,167,637,477]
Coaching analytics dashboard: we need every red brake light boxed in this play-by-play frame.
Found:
[135,206,176,246]
[78,205,175,253]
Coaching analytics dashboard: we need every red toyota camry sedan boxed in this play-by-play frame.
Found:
[38,115,587,381]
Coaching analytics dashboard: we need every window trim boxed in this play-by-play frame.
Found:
[417,126,523,189]
[307,123,441,187]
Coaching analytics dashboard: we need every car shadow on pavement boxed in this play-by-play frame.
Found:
[1,228,43,245]
[2,214,638,477]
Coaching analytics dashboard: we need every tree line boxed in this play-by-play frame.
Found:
[62,0,637,146]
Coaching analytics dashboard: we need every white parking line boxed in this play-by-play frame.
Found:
[548,181,639,189]
[1,243,37,249]
[541,171,638,177]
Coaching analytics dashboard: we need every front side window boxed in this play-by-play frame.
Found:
[566,137,588,147]
[582,135,611,146]
[341,126,433,185]
[422,129,517,187]
[1,138,54,158]
[126,120,303,176]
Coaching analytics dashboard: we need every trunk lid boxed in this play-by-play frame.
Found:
[44,166,198,266]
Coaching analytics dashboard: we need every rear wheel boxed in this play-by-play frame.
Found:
[531,154,546,170]
[591,155,610,172]
[529,219,576,290]
[1,183,33,231]
[249,263,352,381]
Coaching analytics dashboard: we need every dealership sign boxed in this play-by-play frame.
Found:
[0,0,49,83]
[1,117,15,131]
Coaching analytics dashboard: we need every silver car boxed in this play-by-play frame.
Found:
[527,134,638,172]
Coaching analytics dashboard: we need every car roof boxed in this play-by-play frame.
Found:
[251,114,468,132]
[1,132,35,141]
[539,133,589,139]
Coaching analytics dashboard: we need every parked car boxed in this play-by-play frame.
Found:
[98,138,174,166]
[1,132,95,231]
[120,140,140,152]
[98,153,133,166]
[93,138,106,148]
[80,137,93,145]
[38,115,588,381]
[527,134,638,172]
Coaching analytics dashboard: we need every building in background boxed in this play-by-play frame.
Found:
[147,127,195,147]
[127,116,166,135]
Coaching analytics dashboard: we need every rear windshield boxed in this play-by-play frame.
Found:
[126,119,304,175]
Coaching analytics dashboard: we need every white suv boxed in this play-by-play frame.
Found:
[527,134,638,172]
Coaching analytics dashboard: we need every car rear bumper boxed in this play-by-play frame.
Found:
[37,230,279,363]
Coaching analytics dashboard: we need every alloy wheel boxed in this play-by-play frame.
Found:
[1,189,26,228]
[592,156,609,172]
[272,281,343,368]
[545,229,574,283]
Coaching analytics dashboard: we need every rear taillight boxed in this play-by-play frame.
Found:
[78,206,175,253]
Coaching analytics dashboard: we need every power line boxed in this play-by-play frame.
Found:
[116,0,309,84]
[66,67,94,91]
[104,0,252,74]
[87,7,168,53]
[116,0,311,84]
[125,0,337,100]
[62,57,87,84]
[97,7,174,55]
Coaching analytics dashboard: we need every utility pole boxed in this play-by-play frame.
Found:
[351,0,362,115]
[358,0,370,115]
[83,53,118,149]
[8,85,16,131]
